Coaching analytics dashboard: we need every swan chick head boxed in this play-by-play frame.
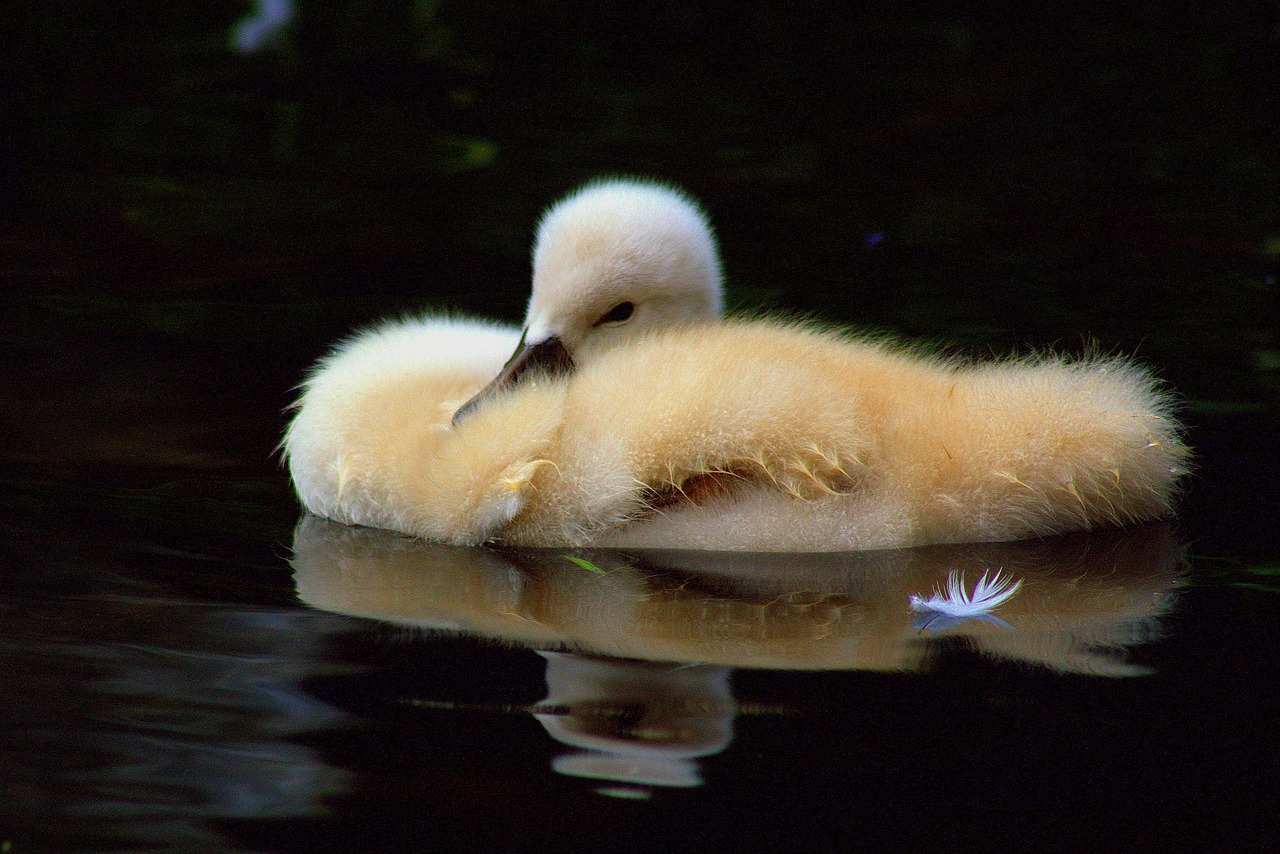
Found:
[525,177,724,358]
[454,178,723,425]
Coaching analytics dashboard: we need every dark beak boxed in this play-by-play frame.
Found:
[452,330,574,426]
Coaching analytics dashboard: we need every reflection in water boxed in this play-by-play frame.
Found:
[293,518,1185,792]
[0,594,352,851]
[535,653,734,795]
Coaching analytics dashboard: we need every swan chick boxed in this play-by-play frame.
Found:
[285,178,1189,551]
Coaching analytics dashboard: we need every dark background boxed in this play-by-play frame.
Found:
[6,3,1278,332]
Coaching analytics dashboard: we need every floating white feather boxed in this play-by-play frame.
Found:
[909,569,1023,631]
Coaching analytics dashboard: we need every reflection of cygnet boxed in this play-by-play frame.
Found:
[290,517,1184,675]
[533,653,735,789]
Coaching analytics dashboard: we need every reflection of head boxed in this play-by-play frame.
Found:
[532,653,734,788]
[293,517,1184,675]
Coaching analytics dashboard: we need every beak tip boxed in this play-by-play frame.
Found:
[450,334,574,425]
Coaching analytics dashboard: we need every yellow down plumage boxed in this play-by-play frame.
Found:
[283,178,1188,551]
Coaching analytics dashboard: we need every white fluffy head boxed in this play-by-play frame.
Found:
[524,178,724,360]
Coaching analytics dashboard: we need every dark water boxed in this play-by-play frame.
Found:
[3,4,1279,852]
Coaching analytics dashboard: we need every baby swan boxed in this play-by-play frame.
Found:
[284,179,1189,551]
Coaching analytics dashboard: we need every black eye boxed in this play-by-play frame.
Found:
[595,301,635,326]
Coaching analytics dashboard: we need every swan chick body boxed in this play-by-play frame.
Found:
[284,179,1188,551]
[501,321,1186,549]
